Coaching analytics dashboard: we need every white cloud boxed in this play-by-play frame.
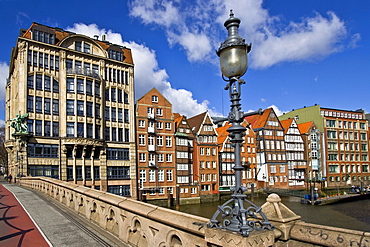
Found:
[260,98,266,102]
[268,105,287,117]
[67,23,218,117]
[0,62,9,102]
[129,0,349,68]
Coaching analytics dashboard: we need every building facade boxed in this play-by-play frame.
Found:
[280,105,370,187]
[246,108,289,188]
[136,88,176,201]
[173,113,200,203]
[5,23,137,198]
[188,112,219,201]
[280,118,306,187]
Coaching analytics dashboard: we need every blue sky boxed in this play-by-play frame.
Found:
[0,0,369,123]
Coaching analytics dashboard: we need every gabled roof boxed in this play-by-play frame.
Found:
[136,87,172,107]
[245,108,272,130]
[216,123,231,146]
[174,113,182,128]
[298,121,315,135]
[280,118,294,134]
[188,112,207,134]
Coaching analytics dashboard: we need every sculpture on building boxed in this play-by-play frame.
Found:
[10,113,29,134]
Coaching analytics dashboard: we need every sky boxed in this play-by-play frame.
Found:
[0,0,369,124]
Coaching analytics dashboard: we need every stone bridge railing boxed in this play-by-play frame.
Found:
[19,177,370,247]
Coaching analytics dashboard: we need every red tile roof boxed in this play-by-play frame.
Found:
[245,108,272,129]
[280,118,294,134]
[298,121,315,134]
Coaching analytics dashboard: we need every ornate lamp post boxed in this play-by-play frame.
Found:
[207,10,274,237]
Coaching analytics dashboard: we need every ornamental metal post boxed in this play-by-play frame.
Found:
[207,10,274,237]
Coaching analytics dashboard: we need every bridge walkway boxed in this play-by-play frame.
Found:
[0,178,128,247]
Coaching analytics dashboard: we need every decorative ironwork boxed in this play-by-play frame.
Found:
[207,10,274,237]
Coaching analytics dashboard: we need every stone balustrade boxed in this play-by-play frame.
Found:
[19,177,370,247]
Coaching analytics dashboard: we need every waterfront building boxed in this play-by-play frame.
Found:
[297,121,322,188]
[135,88,176,201]
[246,108,289,188]
[216,121,258,191]
[280,105,370,187]
[188,112,219,201]
[173,113,200,203]
[5,23,137,197]
[280,118,306,188]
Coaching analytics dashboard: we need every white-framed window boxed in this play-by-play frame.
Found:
[201,174,205,182]
[158,170,164,181]
[206,161,211,168]
[138,120,145,128]
[139,169,146,182]
[212,174,217,181]
[152,95,158,103]
[157,153,164,162]
[280,165,286,173]
[167,187,173,194]
[191,187,197,194]
[166,154,172,162]
[139,153,146,162]
[200,148,204,155]
[206,148,210,155]
[156,108,163,116]
[158,188,164,194]
[157,136,163,146]
[167,170,173,181]
[200,161,205,169]
[157,121,163,129]
[139,134,145,145]
[270,165,276,173]
[166,136,172,147]
[149,170,156,182]
[165,122,171,130]
[212,161,217,168]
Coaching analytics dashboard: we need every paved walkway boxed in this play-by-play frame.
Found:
[0,182,50,247]
[0,178,127,247]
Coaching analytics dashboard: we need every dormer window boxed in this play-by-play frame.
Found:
[152,95,158,103]
[32,28,55,45]
[108,48,124,62]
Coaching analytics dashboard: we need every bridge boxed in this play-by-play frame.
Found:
[3,176,370,246]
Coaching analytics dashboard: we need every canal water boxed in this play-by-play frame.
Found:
[169,195,370,232]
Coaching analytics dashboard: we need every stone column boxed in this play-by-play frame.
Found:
[90,146,95,188]
[60,144,68,181]
[100,148,107,192]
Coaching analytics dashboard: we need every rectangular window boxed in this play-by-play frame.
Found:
[95,104,100,118]
[53,99,59,115]
[77,79,84,94]
[50,55,54,70]
[86,79,93,95]
[75,41,82,51]
[86,102,93,117]
[35,97,42,113]
[27,144,59,158]
[44,121,51,137]
[55,56,59,70]
[77,123,84,137]
[107,166,130,179]
[106,148,130,160]
[95,81,100,97]
[35,120,42,136]
[44,54,48,69]
[36,74,42,90]
[111,107,116,121]
[67,122,74,137]
[44,98,51,114]
[67,100,74,115]
[52,122,59,137]
[27,75,34,89]
[67,78,75,92]
[44,76,51,91]
[124,109,129,123]
[166,170,173,181]
[27,96,34,112]
[84,43,91,53]
[53,79,59,93]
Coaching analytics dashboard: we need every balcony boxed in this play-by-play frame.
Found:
[148,113,155,119]
[148,126,155,134]
[148,145,156,152]
[148,161,157,168]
